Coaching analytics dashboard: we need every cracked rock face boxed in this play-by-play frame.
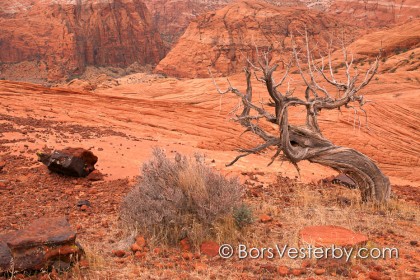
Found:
[0,216,83,273]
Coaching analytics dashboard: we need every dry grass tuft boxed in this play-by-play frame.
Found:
[120,148,249,248]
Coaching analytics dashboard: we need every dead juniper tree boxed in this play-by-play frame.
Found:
[210,33,390,203]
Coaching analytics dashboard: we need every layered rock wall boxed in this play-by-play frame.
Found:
[0,0,165,81]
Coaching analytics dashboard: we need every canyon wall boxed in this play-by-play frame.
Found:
[0,0,165,82]
[155,0,357,78]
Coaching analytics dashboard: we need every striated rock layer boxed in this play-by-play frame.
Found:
[0,0,165,82]
[328,0,420,28]
[155,0,358,78]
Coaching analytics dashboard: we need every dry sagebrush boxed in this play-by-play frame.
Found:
[121,148,247,247]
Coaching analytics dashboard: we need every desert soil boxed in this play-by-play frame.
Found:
[0,66,419,279]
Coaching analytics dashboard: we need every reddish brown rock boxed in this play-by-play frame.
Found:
[135,236,146,248]
[200,241,219,257]
[112,250,126,258]
[368,271,383,280]
[193,262,208,271]
[291,268,304,276]
[38,147,98,177]
[259,214,273,223]
[86,170,104,181]
[277,265,290,276]
[0,0,165,82]
[134,251,147,259]
[299,225,368,247]
[314,268,326,275]
[131,243,142,252]
[0,161,5,171]
[0,217,82,273]
[182,252,194,260]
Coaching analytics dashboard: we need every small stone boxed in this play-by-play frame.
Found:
[314,268,326,275]
[291,268,304,276]
[134,251,146,259]
[80,205,88,211]
[409,240,417,246]
[259,214,273,223]
[182,252,193,260]
[277,266,289,276]
[368,271,383,280]
[135,236,146,248]
[131,243,142,252]
[112,250,126,258]
[194,262,208,271]
[86,170,104,181]
[200,241,219,257]
[153,248,161,255]
[76,200,91,207]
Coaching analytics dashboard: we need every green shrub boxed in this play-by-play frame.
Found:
[233,203,254,229]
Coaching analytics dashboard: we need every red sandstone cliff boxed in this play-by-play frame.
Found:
[155,0,358,78]
[145,0,305,47]
[328,0,420,28]
[0,0,165,82]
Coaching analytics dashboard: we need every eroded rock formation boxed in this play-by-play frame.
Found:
[145,0,304,47]
[155,0,358,78]
[0,0,165,82]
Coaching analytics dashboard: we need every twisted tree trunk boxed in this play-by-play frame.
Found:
[287,125,391,202]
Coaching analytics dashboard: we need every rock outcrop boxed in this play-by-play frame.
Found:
[155,0,357,78]
[0,217,82,273]
[0,0,165,82]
